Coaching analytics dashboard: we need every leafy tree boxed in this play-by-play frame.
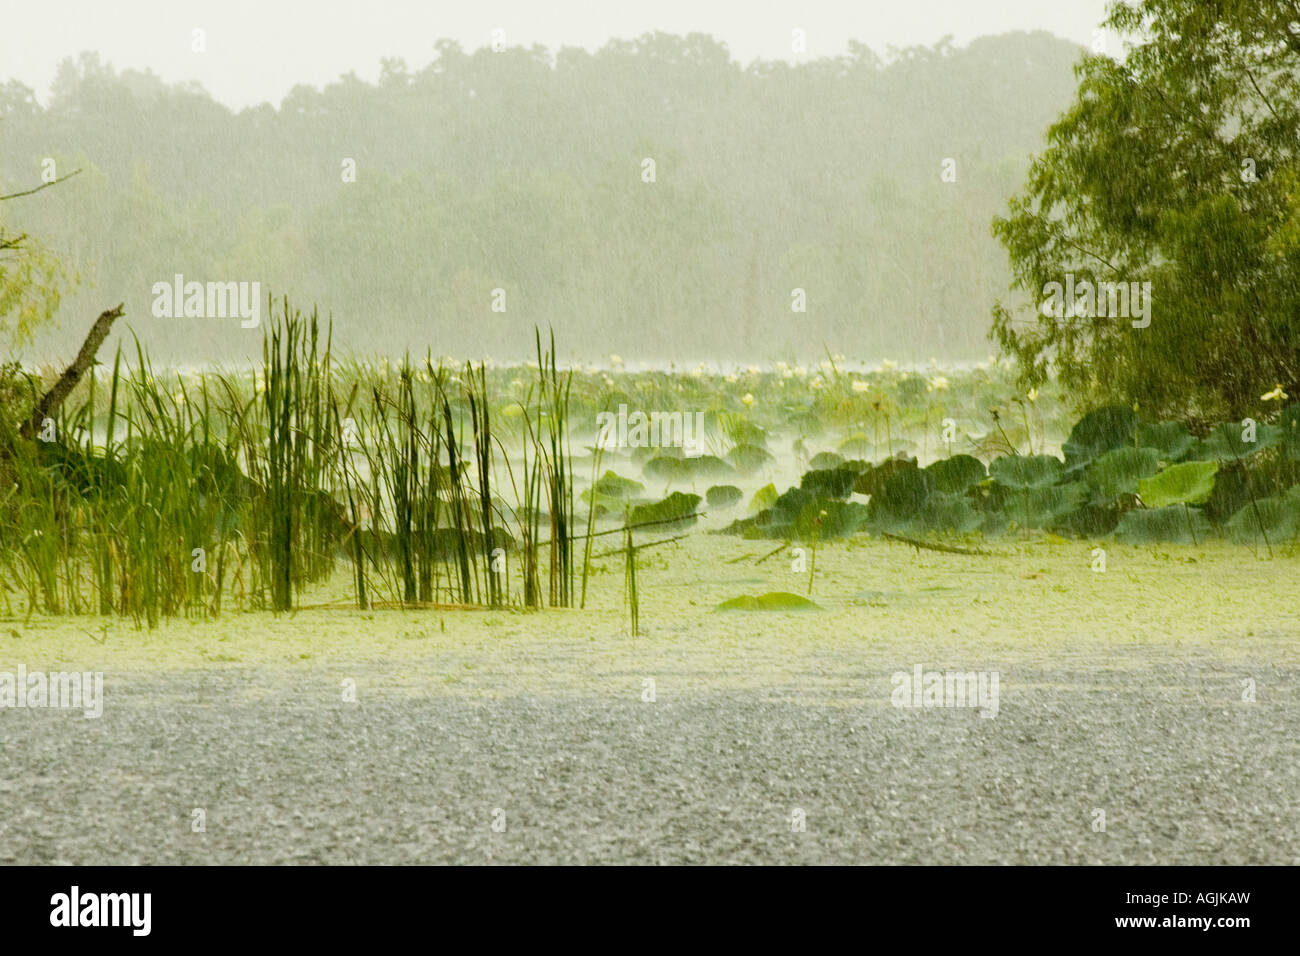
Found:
[0,185,72,345]
[992,0,1300,422]
[1,78,77,343]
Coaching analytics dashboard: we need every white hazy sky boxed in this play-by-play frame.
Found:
[3,0,1111,111]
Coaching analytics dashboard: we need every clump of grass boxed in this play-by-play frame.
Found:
[579,436,605,609]
[537,329,575,607]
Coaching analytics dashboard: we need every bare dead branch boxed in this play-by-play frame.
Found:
[21,303,125,440]
[0,169,83,202]
[880,531,993,556]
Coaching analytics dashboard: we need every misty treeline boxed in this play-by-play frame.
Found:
[0,31,1081,364]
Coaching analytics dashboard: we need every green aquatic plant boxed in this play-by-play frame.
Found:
[705,484,743,509]
[1086,447,1160,501]
[714,592,823,612]
[628,491,702,530]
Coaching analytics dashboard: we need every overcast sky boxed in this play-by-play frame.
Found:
[3,0,1111,111]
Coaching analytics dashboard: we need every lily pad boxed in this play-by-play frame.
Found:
[925,454,987,495]
[854,456,921,498]
[1086,446,1160,499]
[866,466,934,527]
[1224,495,1300,545]
[989,454,1064,489]
[1016,481,1090,528]
[792,499,870,539]
[581,470,644,507]
[912,492,982,535]
[1135,420,1196,462]
[809,451,845,470]
[1063,405,1135,469]
[715,592,823,612]
[748,483,779,514]
[1052,501,1121,538]
[1116,506,1210,544]
[1198,421,1280,460]
[799,467,859,500]
[642,455,694,484]
[836,432,874,458]
[726,443,774,475]
[1138,460,1217,508]
[705,484,743,509]
[628,491,702,529]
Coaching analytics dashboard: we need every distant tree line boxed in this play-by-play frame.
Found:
[0,31,1082,364]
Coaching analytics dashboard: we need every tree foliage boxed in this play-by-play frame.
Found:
[0,202,69,345]
[992,0,1300,422]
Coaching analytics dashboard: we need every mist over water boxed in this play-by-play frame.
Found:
[1,29,1084,366]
